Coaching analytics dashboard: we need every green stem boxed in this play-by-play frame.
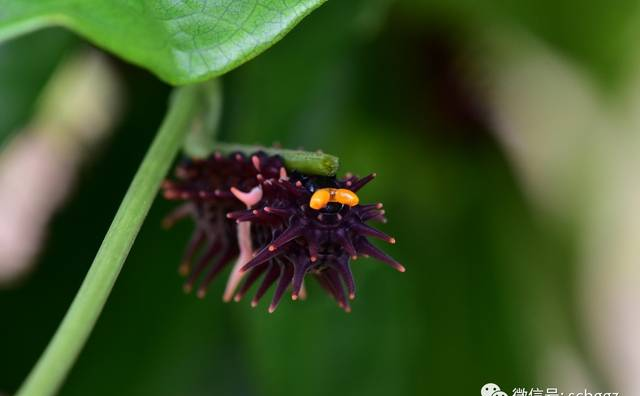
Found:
[207,142,340,176]
[17,84,208,396]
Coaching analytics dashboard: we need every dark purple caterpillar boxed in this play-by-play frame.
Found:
[162,151,403,313]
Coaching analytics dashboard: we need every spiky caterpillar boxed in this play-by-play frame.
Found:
[162,151,404,312]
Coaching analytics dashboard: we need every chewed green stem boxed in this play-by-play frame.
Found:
[209,143,340,176]
[17,83,214,396]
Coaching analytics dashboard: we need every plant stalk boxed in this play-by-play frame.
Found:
[203,142,340,176]
[16,84,205,396]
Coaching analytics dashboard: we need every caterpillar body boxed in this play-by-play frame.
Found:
[162,151,403,313]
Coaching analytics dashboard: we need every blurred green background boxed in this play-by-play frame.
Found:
[3,1,639,395]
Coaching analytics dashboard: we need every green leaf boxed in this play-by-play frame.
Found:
[0,0,327,85]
